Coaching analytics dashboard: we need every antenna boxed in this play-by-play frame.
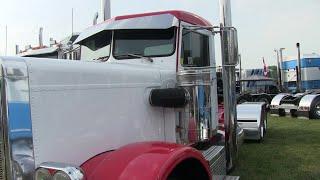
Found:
[5,25,7,56]
[71,8,74,35]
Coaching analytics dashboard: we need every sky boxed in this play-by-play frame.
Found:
[0,0,320,68]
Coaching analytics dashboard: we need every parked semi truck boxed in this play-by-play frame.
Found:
[270,54,320,119]
[18,28,80,60]
[217,72,268,141]
[0,0,252,179]
[237,75,280,105]
[234,66,280,107]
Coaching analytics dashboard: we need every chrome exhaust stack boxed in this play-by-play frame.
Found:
[39,27,44,47]
[93,12,99,25]
[296,43,302,92]
[219,0,239,171]
[101,0,111,21]
[15,45,19,55]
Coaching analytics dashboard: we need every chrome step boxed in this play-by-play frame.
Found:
[202,146,226,176]
[212,175,240,180]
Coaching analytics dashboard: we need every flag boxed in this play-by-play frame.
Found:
[263,57,268,77]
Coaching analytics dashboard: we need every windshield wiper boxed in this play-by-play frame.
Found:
[94,56,109,62]
[119,53,154,62]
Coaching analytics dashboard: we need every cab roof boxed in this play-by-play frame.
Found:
[74,10,212,44]
[114,10,212,27]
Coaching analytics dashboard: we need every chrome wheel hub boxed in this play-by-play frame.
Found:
[315,104,320,117]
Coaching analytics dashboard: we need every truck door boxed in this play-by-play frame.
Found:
[176,24,218,144]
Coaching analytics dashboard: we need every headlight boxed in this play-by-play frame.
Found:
[35,168,52,180]
[53,171,71,180]
[36,162,85,180]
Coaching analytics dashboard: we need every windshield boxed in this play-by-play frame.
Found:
[80,31,112,60]
[113,27,176,59]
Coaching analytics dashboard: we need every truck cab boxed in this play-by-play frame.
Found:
[0,10,240,180]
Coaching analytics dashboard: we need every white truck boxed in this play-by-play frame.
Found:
[0,0,249,179]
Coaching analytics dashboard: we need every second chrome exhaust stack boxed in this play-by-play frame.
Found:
[219,0,239,172]
[39,27,44,47]
[101,0,111,21]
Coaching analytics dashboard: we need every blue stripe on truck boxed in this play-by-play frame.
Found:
[284,80,320,91]
[282,58,320,70]
[8,102,32,140]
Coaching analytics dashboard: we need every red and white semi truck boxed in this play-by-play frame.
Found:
[0,0,246,179]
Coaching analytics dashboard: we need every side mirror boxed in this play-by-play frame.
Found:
[230,28,239,65]
[220,27,239,66]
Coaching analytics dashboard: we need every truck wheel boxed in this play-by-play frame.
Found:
[310,97,320,119]
[258,126,264,143]
[167,159,209,180]
[278,109,286,116]
[263,116,267,134]
[257,95,271,108]
[237,95,250,104]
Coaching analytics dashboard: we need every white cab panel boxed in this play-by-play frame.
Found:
[25,58,171,166]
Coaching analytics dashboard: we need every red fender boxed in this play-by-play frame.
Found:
[81,142,211,180]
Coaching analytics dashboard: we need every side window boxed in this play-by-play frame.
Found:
[181,29,210,67]
[80,31,112,60]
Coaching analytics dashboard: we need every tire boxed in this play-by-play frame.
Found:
[256,95,272,108]
[237,94,251,104]
[263,115,267,134]
[278,109,286,116]
[310,97,320,119]
[258,126,264,143]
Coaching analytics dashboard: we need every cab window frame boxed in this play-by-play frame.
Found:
[180,28,210,67]
[112,27,177,60]
[79,30,112,61]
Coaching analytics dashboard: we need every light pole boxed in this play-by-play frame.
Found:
[279,48,285,90]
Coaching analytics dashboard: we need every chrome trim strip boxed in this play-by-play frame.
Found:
[0,57,35,180]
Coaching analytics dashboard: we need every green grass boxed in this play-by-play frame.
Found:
[231,115,320,180]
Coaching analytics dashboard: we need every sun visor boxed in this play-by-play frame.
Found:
[74,14,179,44]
